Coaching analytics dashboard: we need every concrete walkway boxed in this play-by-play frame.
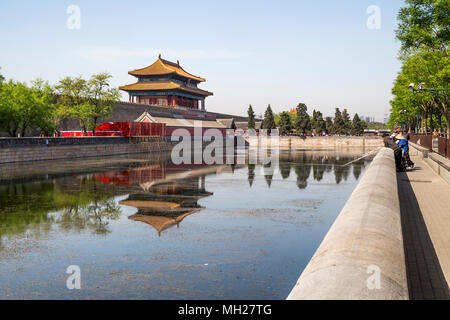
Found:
[397,154,450,300]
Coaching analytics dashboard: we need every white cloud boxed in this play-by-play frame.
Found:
[76,46,250,64]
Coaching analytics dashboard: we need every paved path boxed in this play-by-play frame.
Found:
[397,154,450,300]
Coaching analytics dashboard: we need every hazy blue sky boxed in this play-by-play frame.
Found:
[0,0,405,121]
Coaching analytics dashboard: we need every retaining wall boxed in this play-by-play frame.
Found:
[0,137,173,164]
[287,147,408,300]
[247,136,384,149]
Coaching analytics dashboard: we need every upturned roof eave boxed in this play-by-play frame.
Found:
[127,57,206,82]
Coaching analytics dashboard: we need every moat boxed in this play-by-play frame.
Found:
[0,149,375,299]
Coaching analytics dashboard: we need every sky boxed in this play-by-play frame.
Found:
[0,0,405,121]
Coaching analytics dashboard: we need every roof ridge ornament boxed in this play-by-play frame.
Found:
[158,53,161,59]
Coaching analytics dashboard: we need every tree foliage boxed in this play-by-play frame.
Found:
[0,67,4,84]
[262,104,276,134]
[390,0,449,136]
[325,117,333,134]
[396,0,449,54]
[341,109,351,133]
[295,103,311,134]
[0,72,119,137]
[332,108,346,135]
[278,111,292,135]
[87,73,120,134]
[55,73,119,134]
[248,105,255,129]
[0,79,56,136]
[311,110,326,134]
[350,113,366,135]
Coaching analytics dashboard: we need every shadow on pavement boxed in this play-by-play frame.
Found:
[397,171,450,300]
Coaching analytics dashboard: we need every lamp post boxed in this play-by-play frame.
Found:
[415,111,421,134]
[409,83,450,135]
[409,82,450,97]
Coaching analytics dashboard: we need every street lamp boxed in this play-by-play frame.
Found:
[409,83,450,135]
[409,82,450,96]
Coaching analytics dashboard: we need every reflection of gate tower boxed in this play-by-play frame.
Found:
[120,176,212,236]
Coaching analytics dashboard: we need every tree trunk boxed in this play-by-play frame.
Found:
[423,110,428,133]
[428,103,434,134]
[437,113,442,134]
[446,111,450,139]
[92,117,98,135]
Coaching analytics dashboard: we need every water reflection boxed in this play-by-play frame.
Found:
[247,151,368,190]
[120,177,213,236]
[0,149,376,299]
[0,150,371,244]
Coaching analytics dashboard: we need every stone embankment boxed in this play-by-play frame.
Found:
[0,137,172,164]
[287,148,409,300]
[247,136,384,149]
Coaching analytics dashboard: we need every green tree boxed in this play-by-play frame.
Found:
[56,73,119,135]
[311,110,326,135]
[0,81,34,137]
[248,105,255,129]
[350,113,366,135]
[0,79,57,137]
[87,73,120,134]
[389,50,449,135]
[278,111,292,135]
[390,0,449,137]
[0,81,20,136]
[396,0,449,54]
[342,109,351,134]
[56,76,91,134]
[262,104,276,134]
[333,108,346,135]
[29,79,58,135]
[325,116,333,134]
[0,67,4,84]
[295,103,311,135]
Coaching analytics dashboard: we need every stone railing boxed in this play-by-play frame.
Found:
[287,148,408,300]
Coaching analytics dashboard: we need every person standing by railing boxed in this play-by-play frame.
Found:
[397,132,415,169]
[390,128,400,143]
[384,130,405,172]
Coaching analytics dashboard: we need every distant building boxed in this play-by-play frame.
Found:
[60,56,250,136]
[363,116,375,123]
[120,55,213,110]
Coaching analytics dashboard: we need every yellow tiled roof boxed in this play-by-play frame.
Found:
[128,57,206,82]
[119,81,180,91]
[119,81,213,96]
